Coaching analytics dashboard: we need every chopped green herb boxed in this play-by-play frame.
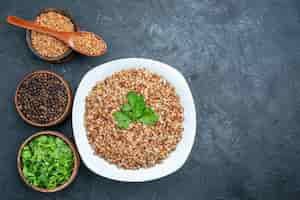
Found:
[21,135,74,189]
[113,91,159,129]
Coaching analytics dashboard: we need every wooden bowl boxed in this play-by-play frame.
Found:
[17,131,80,193]
[15,70,72,127]
[26,8,79,63]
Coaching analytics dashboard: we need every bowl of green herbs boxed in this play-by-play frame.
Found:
[17,131,80,192]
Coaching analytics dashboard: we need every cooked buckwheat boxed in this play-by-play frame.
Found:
[72,32,106,56]
[31,11,75,58]
[85,69,184,169]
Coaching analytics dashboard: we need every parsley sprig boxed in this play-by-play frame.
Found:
[113,91,159,129]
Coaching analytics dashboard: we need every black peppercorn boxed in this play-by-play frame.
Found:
[15,71,71,126]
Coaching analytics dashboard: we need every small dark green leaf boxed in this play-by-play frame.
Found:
[21,146,31,159]
[132,95,145,119]
[139,107,159,125]
[127,91,137,107]
[121,103,131,112]
[113,111,131,129]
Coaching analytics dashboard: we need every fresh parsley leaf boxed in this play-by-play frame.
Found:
[21,146,31,159]
[127,91,137,106]
[126,91,145,119]
[113,111,131,128]
[121,103,131,112]
[113,91,159,129]
[139,106,159,125]
[132,95,145,119]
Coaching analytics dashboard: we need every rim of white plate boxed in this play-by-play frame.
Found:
[72,58,196,182]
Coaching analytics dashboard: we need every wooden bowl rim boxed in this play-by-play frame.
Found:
[14,70,72,127]
[26,8,79,62]
[17,131,80,193]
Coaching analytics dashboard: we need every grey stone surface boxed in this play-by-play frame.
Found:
[1,0,300,199]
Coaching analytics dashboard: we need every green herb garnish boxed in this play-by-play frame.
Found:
[113,91,159,129]
[21,135,74,189]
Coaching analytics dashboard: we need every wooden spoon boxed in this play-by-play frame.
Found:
[7,16,107,56]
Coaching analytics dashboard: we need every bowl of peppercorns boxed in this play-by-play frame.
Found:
[15,70,72,127]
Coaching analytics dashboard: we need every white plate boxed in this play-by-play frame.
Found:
[72,58,196,182]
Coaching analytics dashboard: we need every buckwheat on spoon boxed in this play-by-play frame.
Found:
[7,16,107,57]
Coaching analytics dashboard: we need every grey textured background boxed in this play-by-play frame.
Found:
[1,0,300,199]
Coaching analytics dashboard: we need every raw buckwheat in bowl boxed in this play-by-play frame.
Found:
[72,58,196,182]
